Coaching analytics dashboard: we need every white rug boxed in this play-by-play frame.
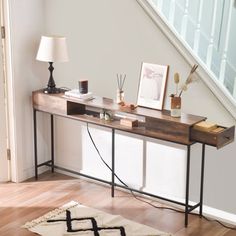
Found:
[22,201,172,236]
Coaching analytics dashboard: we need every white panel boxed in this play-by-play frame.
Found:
[80,125,112,181]
[55,117,82,171]
[115,132,144,189]
[144,140,186,199]
[36,113,51,165]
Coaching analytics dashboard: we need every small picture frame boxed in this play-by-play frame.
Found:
[137,62,169,110]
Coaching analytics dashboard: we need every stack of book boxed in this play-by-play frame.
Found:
[64,89,93,100]
[194,121,217,132]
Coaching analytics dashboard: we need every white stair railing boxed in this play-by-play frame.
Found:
[219,0,233,84]
[137,0,236,118]
[234,77,236,99]
[169,0,176,25]
[206,0,218,68]
[180,0,189,39]
[193,0,203,53]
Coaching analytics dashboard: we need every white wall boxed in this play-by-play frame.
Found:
[8,0,48,181]
[9,0,236,218]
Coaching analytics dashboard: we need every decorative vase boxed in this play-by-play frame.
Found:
[116,89,124,104]
[171,96,181,117]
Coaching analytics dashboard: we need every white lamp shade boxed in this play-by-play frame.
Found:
[36,36,69,62]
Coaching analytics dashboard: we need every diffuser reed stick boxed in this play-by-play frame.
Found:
[116,74,126,91]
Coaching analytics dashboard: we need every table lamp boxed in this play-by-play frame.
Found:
[36,35,69,93]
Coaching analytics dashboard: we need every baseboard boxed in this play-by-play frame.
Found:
[200,204,236,226]
[18,166,49,182]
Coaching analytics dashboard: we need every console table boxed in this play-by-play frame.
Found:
[32,90,235,226]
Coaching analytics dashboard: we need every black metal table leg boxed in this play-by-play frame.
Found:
[111,128,115,197]
[33,109,38,179]
[199,143,205,216]
[185,145,191,227]
[51,114,54,173]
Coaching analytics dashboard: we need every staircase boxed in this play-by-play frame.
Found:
[136,0,236,119]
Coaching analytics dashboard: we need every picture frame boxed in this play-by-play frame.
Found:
[137,62,169,110]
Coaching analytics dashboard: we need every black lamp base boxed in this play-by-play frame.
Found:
[44,62,63,94]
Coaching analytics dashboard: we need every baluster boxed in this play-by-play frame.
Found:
[181,0,189,39]
[206,0,218,68]
[219,0,233,83]
[157,0,163,11]
[149,0,156,8]
[193,0,204,53]
[233,77,236,99]
[169,0,176,25]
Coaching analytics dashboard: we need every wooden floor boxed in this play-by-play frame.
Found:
[0,172,235,236]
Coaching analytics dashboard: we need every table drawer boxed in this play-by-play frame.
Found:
[190,125,235,149]
[33,91,67,115]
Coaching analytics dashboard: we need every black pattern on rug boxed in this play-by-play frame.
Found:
[47,210,126,236]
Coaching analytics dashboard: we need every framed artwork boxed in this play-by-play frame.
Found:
[137,62,169,110]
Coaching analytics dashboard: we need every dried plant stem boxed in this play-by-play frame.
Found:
[174,73,179,96]
[178,64,198,97]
